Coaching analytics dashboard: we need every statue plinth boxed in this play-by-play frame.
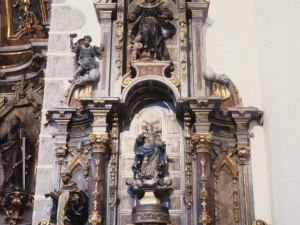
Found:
[132,204,170,224]
[131,188,172,224]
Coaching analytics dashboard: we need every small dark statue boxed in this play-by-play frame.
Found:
[128,0,176,60]
[45,172,89,225]
[69,34,104,86]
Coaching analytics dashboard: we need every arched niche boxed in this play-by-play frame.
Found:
[121,78,181,117]
[117,100,187,225]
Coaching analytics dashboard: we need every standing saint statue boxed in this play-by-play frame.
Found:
[128,0,175,60]
[132,123,167,182]
[0,115,31,190]
[45,172,89,225]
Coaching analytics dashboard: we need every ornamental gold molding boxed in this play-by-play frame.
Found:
[237,145,250,225]
[184,105,192,139]
[198,158,212,225]
[122,68,180,92]
[180,21,187,42]
[93,100,106,107]
[237,146,250,165]
[7,0,44,39]
[183,105,193,208]
[35,219,50,225]
[115,4,124,80]
[109,107,118,209]
[116,20,123,43]
[179,4,186,12]
[181,57,187,79]
[211,82,230,101]
[54,145,67,163]
[191,132,213,154]
[88,158,102,225]
[252,220,268,225]
[0,192,33,225]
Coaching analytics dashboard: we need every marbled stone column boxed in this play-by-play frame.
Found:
[192,113,213,225]
[187,2,209,97]
[189,97,221,225]
[94,3,116,97]
[88,108,111,225]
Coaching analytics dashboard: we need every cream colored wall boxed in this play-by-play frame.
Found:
[205,0,300,224]
[64,0,101,45]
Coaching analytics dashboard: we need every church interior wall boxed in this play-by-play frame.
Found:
[1,0,300,224]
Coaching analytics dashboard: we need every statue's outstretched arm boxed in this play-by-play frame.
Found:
[159,5,174,20]
[128,6,142,22]
[70,37,78,51]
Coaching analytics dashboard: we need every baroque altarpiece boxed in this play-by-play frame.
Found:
[0,0,267,225]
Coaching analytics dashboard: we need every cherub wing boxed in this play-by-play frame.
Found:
[93,43,105,60]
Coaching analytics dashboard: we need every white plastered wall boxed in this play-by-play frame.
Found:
[205,0,300,224]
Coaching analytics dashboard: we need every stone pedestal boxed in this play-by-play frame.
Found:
[131,189,170,225]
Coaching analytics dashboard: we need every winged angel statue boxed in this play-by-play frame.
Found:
[69,34,104,86]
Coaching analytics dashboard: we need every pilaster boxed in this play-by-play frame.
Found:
[187,2,209,97]
[80,97,119,225]
[229,108,263,225]
[32,108,75,224]
[189,97,221,225]
[94,3,116,97]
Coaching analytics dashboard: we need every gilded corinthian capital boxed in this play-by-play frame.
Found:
[89,133,111,154]
[191,132,213,153]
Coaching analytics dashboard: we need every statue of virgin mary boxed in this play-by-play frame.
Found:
[132,123,167,180]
